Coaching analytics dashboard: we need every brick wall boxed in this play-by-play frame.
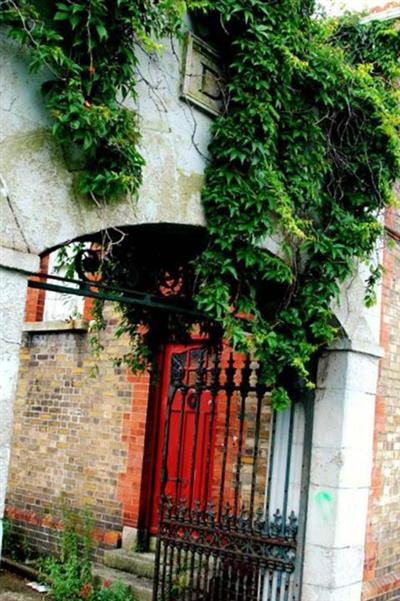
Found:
[24,255,49,322]
[210,349,272,511]
[5,304,151,557]
[5,305,276,558]
[362,204,400,600]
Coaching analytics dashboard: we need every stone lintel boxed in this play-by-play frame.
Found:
[23,319,89,333]
[0,246,40,274]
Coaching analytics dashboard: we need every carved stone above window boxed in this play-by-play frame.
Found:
[181,33,225,117]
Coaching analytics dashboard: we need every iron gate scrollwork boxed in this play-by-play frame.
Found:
[153,347,300,601]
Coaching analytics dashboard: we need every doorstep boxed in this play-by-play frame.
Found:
[103,549,155,580]
[93,563,153,601]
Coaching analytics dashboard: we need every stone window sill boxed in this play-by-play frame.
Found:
[23,319,89,333]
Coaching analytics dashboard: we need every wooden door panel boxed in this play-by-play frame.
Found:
[150,343,216,534]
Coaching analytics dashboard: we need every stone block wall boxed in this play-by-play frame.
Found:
[362,205,400,601]
[5,304,151,558]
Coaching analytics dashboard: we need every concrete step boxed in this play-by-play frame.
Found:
[103,549,155,580]
[93,563,153,601]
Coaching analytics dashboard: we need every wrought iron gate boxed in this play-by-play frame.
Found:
[153,346,301,601]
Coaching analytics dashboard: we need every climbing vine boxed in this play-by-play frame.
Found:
[0,0,206,199]
[194,3,400,407]
[1,1,399,407]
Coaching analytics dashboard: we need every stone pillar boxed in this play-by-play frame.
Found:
[0,247,39,557]
[302,340,383,601]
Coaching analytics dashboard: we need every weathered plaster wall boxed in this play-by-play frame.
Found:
[0,34,210,259]
[0,263,38,556]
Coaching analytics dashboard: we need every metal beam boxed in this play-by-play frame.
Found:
[27,273,205,319]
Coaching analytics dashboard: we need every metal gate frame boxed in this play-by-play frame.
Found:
[152,347,309,601]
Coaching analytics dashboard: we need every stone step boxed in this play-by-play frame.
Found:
[93,563,153,601]
[103,549,155,580]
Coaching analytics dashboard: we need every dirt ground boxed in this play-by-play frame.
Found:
[0,569,46,601]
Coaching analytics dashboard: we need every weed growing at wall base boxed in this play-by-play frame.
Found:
[39,506,138,601]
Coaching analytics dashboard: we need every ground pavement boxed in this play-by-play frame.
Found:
[0,570,45,601]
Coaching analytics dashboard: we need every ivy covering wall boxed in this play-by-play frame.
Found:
[1,0,399,407]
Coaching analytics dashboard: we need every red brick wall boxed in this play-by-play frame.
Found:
[362,204,400,601]
[25,255,49,322]
[117,370,151,528]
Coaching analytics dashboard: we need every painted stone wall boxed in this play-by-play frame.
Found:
[362,204,400,601]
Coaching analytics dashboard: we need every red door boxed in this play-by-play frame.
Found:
[150,343,216,534]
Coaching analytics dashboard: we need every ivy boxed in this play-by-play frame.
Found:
[195,2,399,406]
[1,1,399,408]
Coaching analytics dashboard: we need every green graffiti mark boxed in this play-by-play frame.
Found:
[315,490,334,522]
[315,490,333,504]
